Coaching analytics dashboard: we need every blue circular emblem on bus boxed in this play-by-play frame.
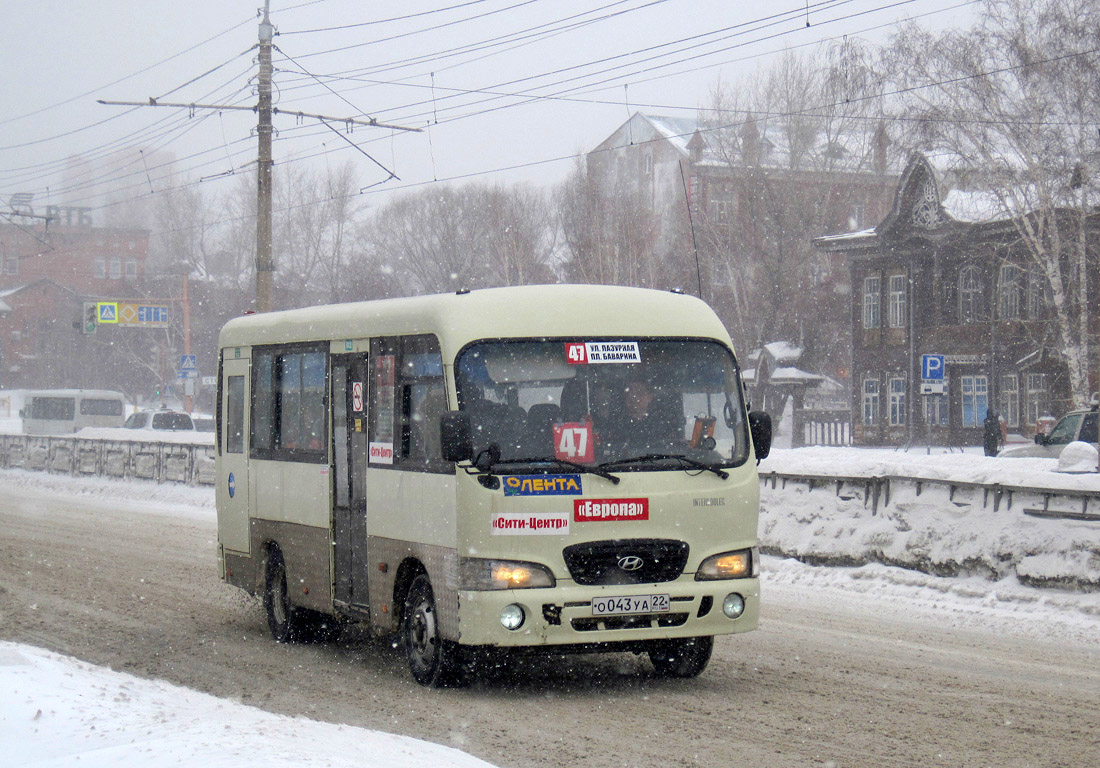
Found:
[228,472,235,498]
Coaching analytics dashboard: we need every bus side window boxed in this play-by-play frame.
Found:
[371,334,446,470]
[226,376,245,453]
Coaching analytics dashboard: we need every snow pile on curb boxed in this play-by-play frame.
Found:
[760,447,1100,590]
[0,643,497,768]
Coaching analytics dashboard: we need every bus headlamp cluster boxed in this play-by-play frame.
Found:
[460,558,556,590]
[695,547,758,580]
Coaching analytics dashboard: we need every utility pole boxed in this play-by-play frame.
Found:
[255,0,275,313]
[100,3,419,313]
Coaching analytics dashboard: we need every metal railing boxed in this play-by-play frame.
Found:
[0,434,215,486]
[759,470,1100,522]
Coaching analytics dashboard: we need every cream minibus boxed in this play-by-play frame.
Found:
[215,285,771,686]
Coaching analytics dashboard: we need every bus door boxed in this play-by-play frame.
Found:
[331,355,371,610]
[218,356,250,554]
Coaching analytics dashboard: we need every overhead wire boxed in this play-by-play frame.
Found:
[0,14,255,129]
[13,0,1042,235]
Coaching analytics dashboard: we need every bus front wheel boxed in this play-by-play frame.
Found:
[648,635,713,678]
[401,574,472,687]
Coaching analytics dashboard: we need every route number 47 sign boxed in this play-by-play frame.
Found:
[553,420,594,463]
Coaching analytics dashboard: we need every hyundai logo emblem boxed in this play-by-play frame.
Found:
[617,555,644,571]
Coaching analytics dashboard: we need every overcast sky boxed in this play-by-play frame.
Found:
[0,0,977,222]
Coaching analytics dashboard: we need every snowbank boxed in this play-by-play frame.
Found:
[0,643,497,768]
[759,447,1100,589]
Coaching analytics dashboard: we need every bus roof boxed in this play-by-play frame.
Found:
[218,285,734,356]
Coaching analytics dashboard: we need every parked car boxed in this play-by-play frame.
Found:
[123,409,196,432]
[999,406,1098,458]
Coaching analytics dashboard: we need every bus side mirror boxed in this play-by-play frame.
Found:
[441,411,473,463]
[749,410,772,461]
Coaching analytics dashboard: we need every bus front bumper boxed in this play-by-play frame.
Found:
[454,578,759,648]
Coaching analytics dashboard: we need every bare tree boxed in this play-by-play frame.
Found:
[367,183,556,295]
[697,42,889,371]
[882,0,1100,404]
[556,157,664,288]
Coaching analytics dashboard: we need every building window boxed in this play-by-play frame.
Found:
[999,264,1022,319]
[94,257,106,279]
[1000,375,1019,428]
[644,154,653,176]
[1028,268,1046,319]
[3,256,17,275]
[961,375,989,427]
[109,257,122,279]
[125,259,138,278]
[924,392,949,426]
[959,265,983,323]
[888,274,907,328]
[848,203,865,230]
[862,378,880,425]
[710,197,733,226]
[862,276,880,329]
[1026,373,1049,425]
[888,377,906,426]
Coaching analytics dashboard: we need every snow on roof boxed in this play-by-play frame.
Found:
[771,366,824,383]
[642,114,698,156]
[764,341,802,363]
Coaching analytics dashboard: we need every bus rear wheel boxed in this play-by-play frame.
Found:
[402,574,473,687]
[648,636,713,678]
[263,548,328,643]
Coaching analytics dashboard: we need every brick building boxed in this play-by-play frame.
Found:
[814,152,1099,447]
[0,210,152,390]
[585,112,897,387]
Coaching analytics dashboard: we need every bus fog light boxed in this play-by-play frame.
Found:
[722,593,746,619]
[500,603,525,630]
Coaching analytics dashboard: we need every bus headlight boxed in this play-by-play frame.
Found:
[695,548,755,580]
[500,604,526,630]
[460,558,556,590]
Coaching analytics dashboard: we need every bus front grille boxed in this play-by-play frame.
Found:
[562,539,689,585]
[571,613,689,631]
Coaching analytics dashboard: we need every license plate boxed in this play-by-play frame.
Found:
[591,594,671,616]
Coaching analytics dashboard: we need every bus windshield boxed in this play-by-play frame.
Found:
[455,339,750,470]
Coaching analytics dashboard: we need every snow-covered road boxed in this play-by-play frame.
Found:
[1,461,1097,767]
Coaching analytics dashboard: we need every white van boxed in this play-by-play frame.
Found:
[20,389,127,435]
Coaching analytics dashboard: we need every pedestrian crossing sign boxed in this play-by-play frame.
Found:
[96,302,118,324]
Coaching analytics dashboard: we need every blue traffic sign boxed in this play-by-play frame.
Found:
[922,354,945,380]
[180,354,197,371]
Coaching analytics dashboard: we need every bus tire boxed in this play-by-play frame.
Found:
[648,635,713,678]
[263,548,309,644]
[402,574,472,687]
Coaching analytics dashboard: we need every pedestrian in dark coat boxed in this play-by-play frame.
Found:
[983,410,1001,456]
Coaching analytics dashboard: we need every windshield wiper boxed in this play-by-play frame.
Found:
[598,453,729,480]
[482,454,621,484]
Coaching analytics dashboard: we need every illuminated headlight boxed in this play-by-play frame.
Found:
[722,593,746,619]
[695,548,756,580]
[500,603,525,630]
[460,558,556,590]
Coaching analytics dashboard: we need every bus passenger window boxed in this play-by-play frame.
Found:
[226,376,245,453]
